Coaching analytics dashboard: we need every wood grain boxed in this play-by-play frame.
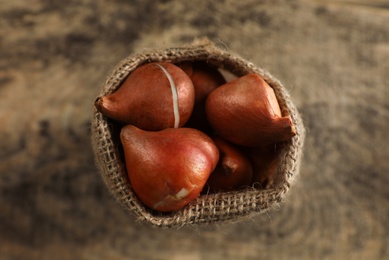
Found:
[0,0,388,259]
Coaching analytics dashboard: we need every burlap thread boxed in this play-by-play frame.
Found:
[91,38,305,228]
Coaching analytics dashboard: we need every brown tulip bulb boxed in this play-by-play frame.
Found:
[95,62,195,131]
[180,62,226,134]
[205,73,296,147]
[246,145,280,189]
[206,136,253,192]
[120,125,219,212]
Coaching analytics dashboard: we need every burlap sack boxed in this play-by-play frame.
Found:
[91,38,305,228]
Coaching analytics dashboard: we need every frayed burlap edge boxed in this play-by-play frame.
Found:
[91,38,305,228]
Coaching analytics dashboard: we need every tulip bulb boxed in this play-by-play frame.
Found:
[95,62,195,131]
[246,144,280,189]
[120,125,219,212]
[205,73,296,147]
[206,136,253,192]
[179,62,226,133]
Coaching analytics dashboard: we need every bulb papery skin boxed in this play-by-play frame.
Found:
[120,125,219,212]
[95,62,195,131]
[205,73,296,147]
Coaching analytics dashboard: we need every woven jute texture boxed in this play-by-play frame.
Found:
[91,38,305,228]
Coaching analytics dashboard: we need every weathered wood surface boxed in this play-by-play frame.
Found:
[1,0,388,259]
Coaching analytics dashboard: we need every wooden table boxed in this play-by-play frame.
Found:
[1,0,388,259]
